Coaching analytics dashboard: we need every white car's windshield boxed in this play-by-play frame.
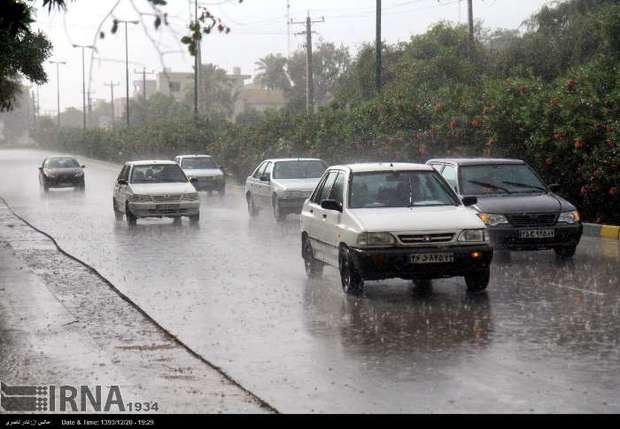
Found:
[350,171,459,209]
[460,164,547,195]
[273,161,326,180]
[182,158,218,170]
[131,165,188,184]
[45,158,80,169]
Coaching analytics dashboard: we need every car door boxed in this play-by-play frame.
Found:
[309,171,339,264]
[247,161,266,201]
[304,172,330,261]
[321,171,347,266]
[256,161,273,208]
[114,165,131,211]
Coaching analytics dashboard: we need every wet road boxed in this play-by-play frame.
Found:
[1,149,619,413]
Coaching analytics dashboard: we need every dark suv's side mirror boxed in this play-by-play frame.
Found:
[189,178,198,184]
[117,179,128,186]
[462,196,478,207]
[321,200,343,212]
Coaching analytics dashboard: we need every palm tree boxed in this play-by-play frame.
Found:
[254,54,291,92]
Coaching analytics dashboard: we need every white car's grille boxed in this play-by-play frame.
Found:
[398,233,455,244]
[152,194,181,203]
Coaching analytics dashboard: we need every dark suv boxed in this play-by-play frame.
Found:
[427,158,583,258]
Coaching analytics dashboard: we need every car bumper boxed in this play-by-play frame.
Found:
[350,245,493,281]
[128,202,200,218]
[277,198,308,214]
[489,224,583,250]
[192,178,225,191]
[44,177,84,187]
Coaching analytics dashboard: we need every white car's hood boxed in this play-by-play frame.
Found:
[183,168,223,177]
[130,182,195,195]
[272,178,321,192]
[350,206,485,233]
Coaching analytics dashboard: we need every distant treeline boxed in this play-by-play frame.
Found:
[35,0,619,224]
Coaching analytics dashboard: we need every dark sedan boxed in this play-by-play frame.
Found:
[39,156,86,192]
[427,158,583,258]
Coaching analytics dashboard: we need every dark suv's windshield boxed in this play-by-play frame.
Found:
[182,157,218,170]
[460,164,547,195]
[350,171,459,209]
[273,160,327,180]
[131,165,188,184]
[45,158,80,169]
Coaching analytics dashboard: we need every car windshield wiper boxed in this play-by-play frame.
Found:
[467,180,512,194]
[502,181,546,192]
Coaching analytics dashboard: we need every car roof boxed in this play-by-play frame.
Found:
[330,162,434,173]
[427,158,526,166]
[177,155,212,159]
[125,160,178,167]
[45,155,78,160]
[263,158,325,163]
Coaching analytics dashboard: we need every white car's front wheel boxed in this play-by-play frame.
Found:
[302,235,323,278]
[247,193,258,218]
[339,246,364,296]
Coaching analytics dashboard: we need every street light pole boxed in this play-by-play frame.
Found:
[72,44,95,130]
[117,20,139,127]
[49,60,66,128]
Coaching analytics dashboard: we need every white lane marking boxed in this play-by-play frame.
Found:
[548,283,606,296]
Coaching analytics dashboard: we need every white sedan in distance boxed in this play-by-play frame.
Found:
[175,154,226,195]
[300,163,494,295]
[245,158,328,222]
[113,161,201,227]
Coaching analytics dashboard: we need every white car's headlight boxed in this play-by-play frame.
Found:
[130,194,152,203]
[357,232,397,247]
[183,193,200,201]
[478,213,509,226]
[558,211,580,224]
[458,229,488,243]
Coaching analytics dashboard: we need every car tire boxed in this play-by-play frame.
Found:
[41,177,49,193]
[413,279,433,292]
[126,204,137,227]
[339,246,364,296]
[247,193,258,217]
[555,245,577,259]
[77,181,85,192]
[465,268,490,293]
[113,199,124,221]
[302,235,323,278]
[273,196,286,223]
[189,213,200,225]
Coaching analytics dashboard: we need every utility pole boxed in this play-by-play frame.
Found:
[134,68,155,104]
[467,0,474,50]
[286,0,291,58]
[105,81,120,127]
[292,13,325,114]
[376,0,382,94]
[49,60,66,128]
[194,0,201,119]
[72,44,96,130]
[117,19,139,127]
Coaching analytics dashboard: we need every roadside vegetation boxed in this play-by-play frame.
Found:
[26,0,620,224]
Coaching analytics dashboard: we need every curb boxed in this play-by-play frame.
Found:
[583,223,620,240]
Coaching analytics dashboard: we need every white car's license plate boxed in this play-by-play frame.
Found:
[520,229,555,239]
[157,204,179,210]
[412,253,455,264]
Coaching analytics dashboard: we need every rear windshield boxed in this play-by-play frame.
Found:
[45,158,80,169]
[349,171,459,209]
[182,157,217,170]
[460,164,547,195]
[273,161,327,180]
[131,165,188,184]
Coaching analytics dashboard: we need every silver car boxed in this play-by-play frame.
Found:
[245,158,328,222]
[113,161,200,227]
[175,155,226,195]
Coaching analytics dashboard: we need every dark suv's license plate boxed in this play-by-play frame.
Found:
[520,229,555,239]
[157,204,180,211]
[412,253,455,264]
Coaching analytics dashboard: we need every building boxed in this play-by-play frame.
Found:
[156,69,194,103]
[233,83,287,122]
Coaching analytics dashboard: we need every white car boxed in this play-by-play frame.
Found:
[175,155,226,195]
[300,163,494,295]
[245,158,328,222]
[113,161,200,227]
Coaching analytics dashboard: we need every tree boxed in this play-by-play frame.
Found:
[185,63,236,118]
[254,54,290,92]
[0,1,52,111]
[286,42,351,113]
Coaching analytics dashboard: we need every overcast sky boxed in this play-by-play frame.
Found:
[32,0,553,113]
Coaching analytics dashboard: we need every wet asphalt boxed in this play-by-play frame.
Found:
[0,149,618,413]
